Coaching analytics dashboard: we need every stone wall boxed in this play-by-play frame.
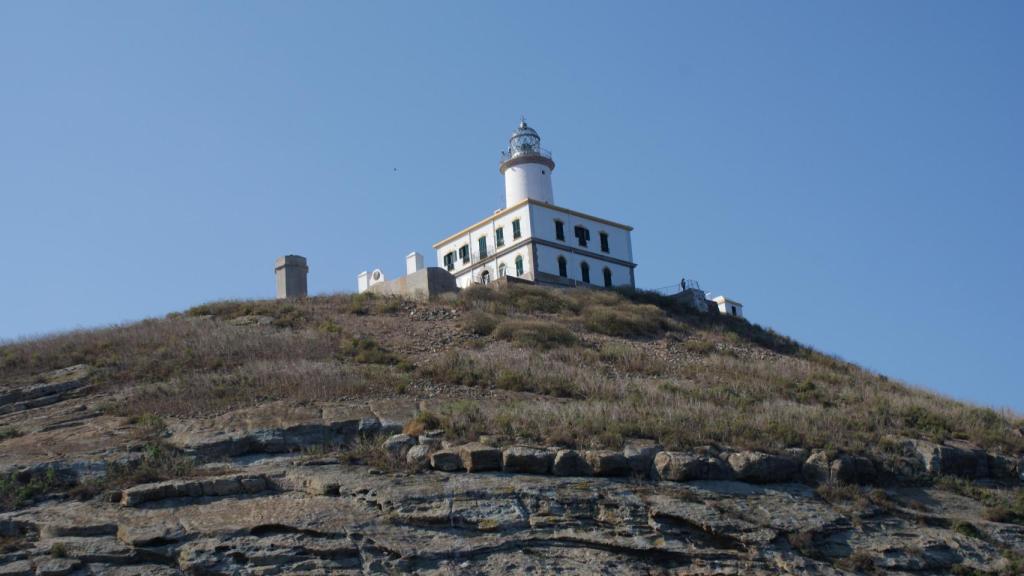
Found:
[366,267,458,300]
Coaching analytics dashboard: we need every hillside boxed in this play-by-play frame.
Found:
[1,284,1022,575]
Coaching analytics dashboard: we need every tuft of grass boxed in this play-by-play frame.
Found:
[492,319,577,348]
[127,413,166,440]
[0,427,22,441]
[340,337,400,365]
[581,304,667,338]
[461,311,499,336]
[0,467,63,512]
[49,542,67,558]
[71,442,201,501]
[404,411,443,436]
[337,436,413,473]
[952,520,986,540]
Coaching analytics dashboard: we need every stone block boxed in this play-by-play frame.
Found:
[727,451,800,483]
[802,451,831,485]
[653,452,730,481]
[584,450,630,477]
[830,455,876,485]
[552,449,592,477]
[35,557,81,576]
[502,446,554,474]
[430,449,463,472]
[382,434,416,459]
[459,443,502,472]
[406,444,432,468]
[0,561,33,576]
[623,440,663,476]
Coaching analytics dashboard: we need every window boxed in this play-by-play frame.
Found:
[580,261,590,284]
[495,227,505,247]
[515,255,524,276]
[557,256,567,277]
[481,270,490,284]
[731,305,737,316]
[554,220,565,241]
[600,232,609,253]
[498,263,507,277]
[443,251,455,271]
[574,226,590,247]
[478,236,488,259]
[603,267,612,287]
[512,219,522,239]
[459,245,469,264]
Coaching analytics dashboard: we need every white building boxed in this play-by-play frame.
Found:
[713,296,744,318]
[433,121,636,289]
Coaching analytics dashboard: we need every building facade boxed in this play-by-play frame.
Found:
[432,121,636,289]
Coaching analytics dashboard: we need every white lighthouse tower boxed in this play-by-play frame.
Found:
[500,119,556,208]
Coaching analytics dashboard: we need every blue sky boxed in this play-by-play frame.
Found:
[1,2,1021,410]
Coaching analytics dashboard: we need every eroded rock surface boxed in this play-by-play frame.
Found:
[1,462,1021,575]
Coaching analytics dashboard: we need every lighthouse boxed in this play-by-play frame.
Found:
[430,119,636,289]
[500,120,555,207]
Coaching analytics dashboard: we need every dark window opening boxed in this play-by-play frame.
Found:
[512,219,522,239]
[603,267,612,287]
[478,236,488,259]
[443,252,455,271]
[459,245,469,264]
[731,305,737,316]
[481,270,490,285]
[574,226,590,247]
[555,220,565,241]
[557,256,567,277]
[515,256,524,276]
[495,227,505,247]
[580,261,590,284]
[600,232,609,253]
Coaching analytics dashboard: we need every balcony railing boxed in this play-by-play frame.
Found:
[499,146,553,164]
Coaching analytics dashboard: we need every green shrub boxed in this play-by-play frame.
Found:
[0,427,21,441]
[340,337,399,365]
[0,467,62,512]
[581,304,665,337]
[492,319,577,348]
[952,520,985,540]
[462,311,499,336]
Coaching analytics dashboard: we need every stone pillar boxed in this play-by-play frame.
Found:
[275,255,308,299]
[406,252,424,275]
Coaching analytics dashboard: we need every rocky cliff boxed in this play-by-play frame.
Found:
[1,285,1022,574]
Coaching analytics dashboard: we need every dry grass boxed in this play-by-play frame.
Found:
[491,319,577,348]
[2,284,1021,460]
[104,360,410,419]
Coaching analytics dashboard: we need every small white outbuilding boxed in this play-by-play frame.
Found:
[713,296,744,318]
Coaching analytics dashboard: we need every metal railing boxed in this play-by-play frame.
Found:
[499,146,553,163]
[652,278,703,295]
